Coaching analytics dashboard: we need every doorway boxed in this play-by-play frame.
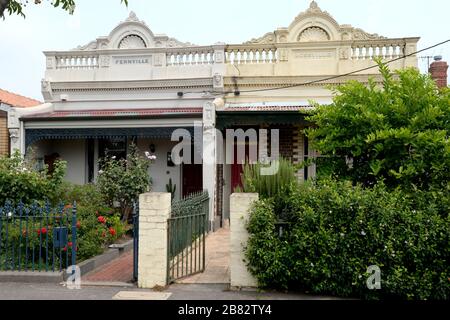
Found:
[182,164,203,197]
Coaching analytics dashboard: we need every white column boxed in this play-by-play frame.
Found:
[7,108,22,155]
[203,101,217,229]
[230,193,259,289]
[138,192,171,289]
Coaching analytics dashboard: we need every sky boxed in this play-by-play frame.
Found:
[0,0,449,101]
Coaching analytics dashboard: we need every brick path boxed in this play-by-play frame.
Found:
[83,251,134,283]
[177,227,230,284]
[82,227,230,284]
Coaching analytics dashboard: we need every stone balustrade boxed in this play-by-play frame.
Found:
[225,45,279,64]
[43,37,419,81]
[166,47,216,66]
[54,54,100,70]
[350,39,410,61]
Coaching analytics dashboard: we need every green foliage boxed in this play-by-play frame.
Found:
[1,0,128,18]
[166,178,177,201]
[240,158,298,198]
[97,144,152,221]
[246,179,450,300]
[61,183,128,261]
[0,153,128,265]
[239,158,299,219]
[0,150,66,206]
[306,61,450,190]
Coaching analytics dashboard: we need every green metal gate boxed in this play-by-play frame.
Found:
[167,191,209,284]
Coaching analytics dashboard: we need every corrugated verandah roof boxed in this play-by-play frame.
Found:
[21,107,203,120]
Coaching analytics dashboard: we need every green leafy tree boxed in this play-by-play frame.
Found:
[96,144,152,222]
[0,0,128,18]
[306,61,450,190]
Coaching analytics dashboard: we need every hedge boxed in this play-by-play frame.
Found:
[246,179,450,300]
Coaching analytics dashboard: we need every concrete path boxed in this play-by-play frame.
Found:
[177,228,230,284]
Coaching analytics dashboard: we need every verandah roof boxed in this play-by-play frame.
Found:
[25,127,196,150]
[216,106,312,129]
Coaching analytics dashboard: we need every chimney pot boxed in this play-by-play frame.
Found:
[429,56,448,88]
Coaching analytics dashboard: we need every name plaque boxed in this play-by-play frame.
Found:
[114,56,152,65]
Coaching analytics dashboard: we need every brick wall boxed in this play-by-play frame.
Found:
[279,126,294,161]
[0,111,9,157]
[266,125,294,161]
[292,125,305,181]
[216,164,224,222]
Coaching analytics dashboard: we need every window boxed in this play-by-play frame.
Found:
[99,137,127,160]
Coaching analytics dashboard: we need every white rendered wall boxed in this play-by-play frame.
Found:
[137,138,181,201]
[29,139,86,185]
[54,140,86,185]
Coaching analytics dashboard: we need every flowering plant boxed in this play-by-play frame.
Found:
[144,151,157,161]
[97,144,152,222]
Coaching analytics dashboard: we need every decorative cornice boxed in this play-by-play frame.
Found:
[223,74,385,88]
[50,78,214,92]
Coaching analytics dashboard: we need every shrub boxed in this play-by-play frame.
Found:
[75,207,126,261]
[306,61,450,191]
[0,150,66,206]
[240,158,298,198]
[246,179,450,300]
[239,158,298,219]
[59,184,128,262]
[97,144,152,221]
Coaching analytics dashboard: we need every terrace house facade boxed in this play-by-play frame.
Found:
[6,2,420,229]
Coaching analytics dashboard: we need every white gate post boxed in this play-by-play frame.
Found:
[138,192,171,289]
[230,193,259,289]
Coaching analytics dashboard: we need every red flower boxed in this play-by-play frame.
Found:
[98,216,106,224]
[109,228,116,237]
[36,228,47,236]
[76,221,81,229]
[62,246,67,252]
[68,242,73,247]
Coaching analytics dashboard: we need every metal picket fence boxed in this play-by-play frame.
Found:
[167,191,209,283]
[0,201,77,272]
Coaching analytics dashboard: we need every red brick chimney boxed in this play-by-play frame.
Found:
[429,56,448,88]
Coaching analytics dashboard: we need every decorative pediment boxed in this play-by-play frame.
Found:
[298,27,330,42]
[245,32,277,45]
[245,1,386,44]
[74,12,195,51]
